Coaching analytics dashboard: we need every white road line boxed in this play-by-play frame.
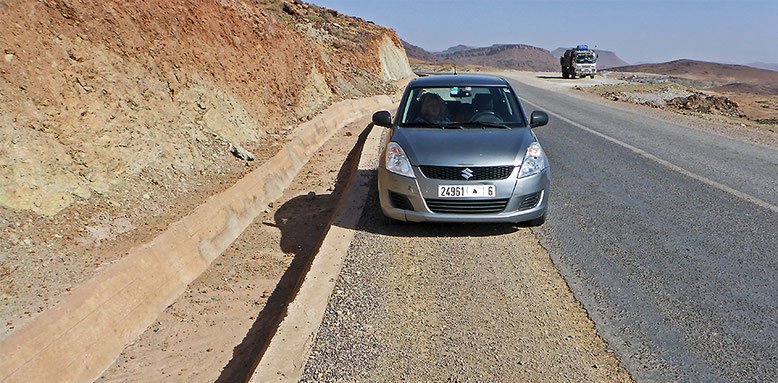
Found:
[522,99,778,214]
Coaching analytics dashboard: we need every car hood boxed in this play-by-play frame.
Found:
[392,127,535,166]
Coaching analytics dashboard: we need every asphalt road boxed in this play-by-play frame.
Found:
[505,75,778,382]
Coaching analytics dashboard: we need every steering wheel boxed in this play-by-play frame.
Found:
[469,111,502,123]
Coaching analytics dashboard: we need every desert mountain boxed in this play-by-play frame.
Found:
[608,59,778,89]
[439,44,558,71]
[746,62,778,72]
[550,48,629,69]
[401,39,439,63]
[438,44,479,55]
[403,42,557,71]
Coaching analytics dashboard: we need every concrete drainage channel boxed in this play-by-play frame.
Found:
[0,94,394,383]
[250,119,386,382]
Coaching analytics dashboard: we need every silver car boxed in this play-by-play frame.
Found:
[372,75,550,225]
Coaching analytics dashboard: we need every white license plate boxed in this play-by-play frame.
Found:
[438,185,496,198]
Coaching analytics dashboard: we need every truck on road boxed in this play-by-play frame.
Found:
[561,45,597,79]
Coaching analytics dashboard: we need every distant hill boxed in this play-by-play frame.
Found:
[746,62,778,72]
[401,42,558,71]
[608,59,778,88]
[401,40,438,63]
[440,44,557,71]
[550,47,629,69]
[438,44,478,55]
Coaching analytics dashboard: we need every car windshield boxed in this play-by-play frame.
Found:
[575,54,596,63]
[399,86,526,128]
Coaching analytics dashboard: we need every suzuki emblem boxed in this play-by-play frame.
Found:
[461,168,473,179]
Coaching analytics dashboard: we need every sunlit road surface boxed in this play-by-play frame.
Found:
[507,75,778,381]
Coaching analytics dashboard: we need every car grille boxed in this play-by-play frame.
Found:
[424,198,510,214]
[389,191,414,211]
[519,192,542,211]
[419,166,513,180]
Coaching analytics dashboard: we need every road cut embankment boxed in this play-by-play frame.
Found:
[0,94,393,383]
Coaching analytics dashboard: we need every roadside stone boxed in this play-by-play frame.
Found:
[229,143,255,161]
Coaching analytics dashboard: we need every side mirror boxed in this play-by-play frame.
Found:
[530,111,549,128]
[372,111,392,127]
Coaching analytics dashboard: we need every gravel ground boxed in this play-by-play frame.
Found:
[301,180,631,381]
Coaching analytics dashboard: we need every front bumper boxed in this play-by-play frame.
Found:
[378,166,550,223]
[575,67,596,75]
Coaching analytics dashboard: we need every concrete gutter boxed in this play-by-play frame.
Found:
[250,123,386,382]
[0,95,393,383]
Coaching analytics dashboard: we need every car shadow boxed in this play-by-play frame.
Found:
[536,75,566,79]
[214,122,373,383]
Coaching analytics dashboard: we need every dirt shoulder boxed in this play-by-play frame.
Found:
[501,71,778,149]
[301,185,632,381]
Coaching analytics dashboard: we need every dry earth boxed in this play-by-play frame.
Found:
[95,114,374,383]
[1,0,411,340]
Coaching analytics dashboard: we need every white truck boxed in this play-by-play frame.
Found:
[561,45,597,79]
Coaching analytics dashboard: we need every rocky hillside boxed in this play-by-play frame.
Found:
[0,0,412,216]
[550,48,629,69]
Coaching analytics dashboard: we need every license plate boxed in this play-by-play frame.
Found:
[438,185,496,198]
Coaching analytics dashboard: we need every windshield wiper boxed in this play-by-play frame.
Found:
[401,121,463,129]
[459,121,511,129]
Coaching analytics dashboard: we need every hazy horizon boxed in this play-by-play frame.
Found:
[311,0,777,66]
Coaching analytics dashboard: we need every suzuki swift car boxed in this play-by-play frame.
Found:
[372,75,550,225]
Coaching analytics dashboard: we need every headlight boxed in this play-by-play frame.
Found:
[518,142,546,178]
[385,142,415,178]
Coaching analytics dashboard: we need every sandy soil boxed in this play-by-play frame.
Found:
[95,114,374,383]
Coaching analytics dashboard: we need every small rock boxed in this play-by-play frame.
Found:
[142,193,150,200]
[307,191,315,200]
[230,143,255,161]
[344,131,352,137]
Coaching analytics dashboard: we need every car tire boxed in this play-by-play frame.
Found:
[383,214,398,226]
[526,213,546,227]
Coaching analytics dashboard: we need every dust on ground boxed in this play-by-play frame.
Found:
[95,114,373,383]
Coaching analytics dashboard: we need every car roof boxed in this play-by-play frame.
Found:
[408,74,509,87]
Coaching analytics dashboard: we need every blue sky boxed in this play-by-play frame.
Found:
[311,0,776,65]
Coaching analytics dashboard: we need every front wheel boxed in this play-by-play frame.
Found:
[525,213,546,227]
